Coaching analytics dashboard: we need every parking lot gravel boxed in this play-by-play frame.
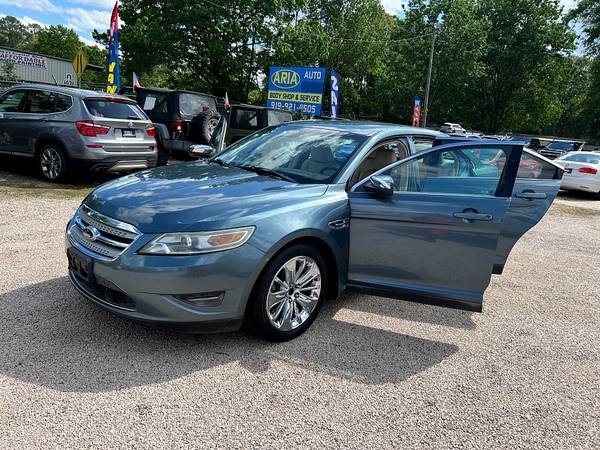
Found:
[0,178,599,449]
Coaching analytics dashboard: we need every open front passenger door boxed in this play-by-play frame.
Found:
[347,142,525,312]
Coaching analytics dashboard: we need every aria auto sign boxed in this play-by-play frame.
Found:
[267,66,326,115]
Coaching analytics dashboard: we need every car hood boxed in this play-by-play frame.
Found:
[84,162,328,233]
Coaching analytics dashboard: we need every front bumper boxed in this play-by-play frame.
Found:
[65,219,267,333]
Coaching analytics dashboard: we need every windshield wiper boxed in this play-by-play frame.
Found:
[239,165,296,183]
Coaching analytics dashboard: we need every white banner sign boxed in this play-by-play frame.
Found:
[0,49,47,69]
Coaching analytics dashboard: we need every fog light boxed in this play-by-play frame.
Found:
[174,292,224,307]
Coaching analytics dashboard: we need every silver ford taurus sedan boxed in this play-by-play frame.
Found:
[66,121,563,340]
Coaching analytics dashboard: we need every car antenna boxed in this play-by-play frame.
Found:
[51,74,59,86]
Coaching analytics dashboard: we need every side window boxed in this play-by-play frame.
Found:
[412,137,435,152]
[0,90,27,112]
[388,147,507,196]
[350,139,409,187]
[517,153,557,179]
[22,90,56,114]
[54,93,72,112]
[231,108,258,130]
[141,92,167,113]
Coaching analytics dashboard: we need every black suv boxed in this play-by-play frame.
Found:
[136,88,221,163]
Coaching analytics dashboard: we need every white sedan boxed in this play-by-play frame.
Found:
[555,152,600,194]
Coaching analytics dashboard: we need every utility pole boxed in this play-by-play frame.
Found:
[422,22,442,128]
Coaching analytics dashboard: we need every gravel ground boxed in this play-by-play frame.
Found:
[0,177,599,449]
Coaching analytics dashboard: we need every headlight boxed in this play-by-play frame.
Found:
[139,226,255,255]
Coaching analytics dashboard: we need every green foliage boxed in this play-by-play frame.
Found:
[0,2,597,139]
[0,16,37,49]
[1,60,17,81]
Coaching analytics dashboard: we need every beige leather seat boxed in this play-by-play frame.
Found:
[350,147,397,186]
[300,145,337,177]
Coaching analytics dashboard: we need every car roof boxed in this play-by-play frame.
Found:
[137,86,218,98]
[276,120,444,138]
[4,83,133,101]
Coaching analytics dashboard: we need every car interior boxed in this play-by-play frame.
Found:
[348,139,410,187]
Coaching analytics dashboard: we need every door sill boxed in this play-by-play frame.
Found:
[346,282,483,313]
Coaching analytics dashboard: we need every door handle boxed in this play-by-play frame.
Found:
[515,191,547,200]
[453,212,494,221]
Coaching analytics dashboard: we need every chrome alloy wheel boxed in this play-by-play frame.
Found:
[40,147,62,180]
[266,256,321,331]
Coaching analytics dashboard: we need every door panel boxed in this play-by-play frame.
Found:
[349,193,511,310]
[494,152,563,273]
[347,142,523,312]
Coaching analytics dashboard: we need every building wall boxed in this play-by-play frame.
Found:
[0,47,78,86]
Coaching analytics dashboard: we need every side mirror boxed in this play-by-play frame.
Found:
[364,175,394,196]
[189,144,215,159]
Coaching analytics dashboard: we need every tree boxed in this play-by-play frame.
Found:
[28,25,82,60]
[0,16,36,50]
[568,0,600,141]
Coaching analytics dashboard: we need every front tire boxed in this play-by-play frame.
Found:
[38,144,68,182]
[247,244,328,341]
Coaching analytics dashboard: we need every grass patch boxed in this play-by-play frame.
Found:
[0,185,91,200]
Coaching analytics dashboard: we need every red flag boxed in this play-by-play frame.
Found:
[224,92,230,109]
[109,2,119,42]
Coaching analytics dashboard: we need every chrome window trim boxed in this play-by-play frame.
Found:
[0,87,74,116]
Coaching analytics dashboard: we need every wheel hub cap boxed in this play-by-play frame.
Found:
[266,256,321,331]
[40,148,62,180]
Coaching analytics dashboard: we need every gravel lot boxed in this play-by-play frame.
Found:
[0,164,599,449]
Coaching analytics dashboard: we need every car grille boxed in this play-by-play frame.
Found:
[67,205,141,260]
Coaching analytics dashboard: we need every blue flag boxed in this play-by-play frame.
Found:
[106,2,120,93]
[330,70,339,118]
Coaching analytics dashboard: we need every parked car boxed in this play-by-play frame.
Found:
[508,135,543,151]
[135,87,221,164]
[539,140,584,159]
[66,121,563,341]
[225,103,292,146]
[440,122,466,134]
[0,84,157,182]
[555,151,600,194]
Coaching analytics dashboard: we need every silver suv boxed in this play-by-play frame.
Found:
[0,84,157,182]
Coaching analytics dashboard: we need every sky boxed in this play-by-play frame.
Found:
[0,0,584,51]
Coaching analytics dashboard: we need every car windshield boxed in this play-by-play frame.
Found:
[214,125,368,184]
[548,142,573,151]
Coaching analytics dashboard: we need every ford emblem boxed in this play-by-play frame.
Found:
[82,226,100,242]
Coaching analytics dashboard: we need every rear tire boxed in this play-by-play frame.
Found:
[190,111,221,144]
[247,244,327,341]
[37,144,68,182]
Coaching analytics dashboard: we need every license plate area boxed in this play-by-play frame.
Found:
[121,129,136,137]
[67,247,94,283]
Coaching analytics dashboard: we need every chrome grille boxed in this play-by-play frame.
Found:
[67,205,141,260]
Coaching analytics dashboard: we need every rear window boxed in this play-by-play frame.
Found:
[267,109,291,126]
[231,108,258,130]
[178,93,216,116]
[84,99,146,120]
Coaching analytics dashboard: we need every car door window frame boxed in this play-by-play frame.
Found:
[0,88,73,115]
[350,142,526,198]
[0,89,29,113]
[346,137,411,189]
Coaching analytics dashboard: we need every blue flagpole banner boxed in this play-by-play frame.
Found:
[106,2,120,93]
[266,66,326,115]
[330,70,339,119]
